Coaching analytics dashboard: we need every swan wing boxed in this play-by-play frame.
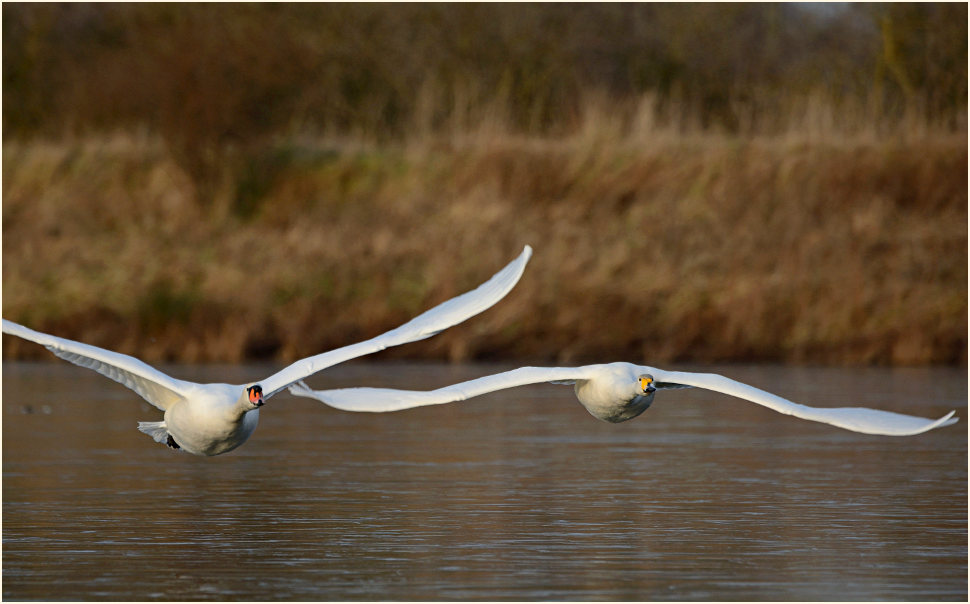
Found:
[649,368,958,436]
[260,246,533,398]
[2,319,189,410]
[288,365,595,412]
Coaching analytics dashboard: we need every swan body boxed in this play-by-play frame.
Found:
[290,361,958,436]
[148,383,263,456]
[2,246,533,455]
[572,363,658,422]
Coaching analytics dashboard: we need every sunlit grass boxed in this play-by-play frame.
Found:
[2,99,966,365]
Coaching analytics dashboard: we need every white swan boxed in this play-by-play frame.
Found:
[289,362,958,436]
[2,246,532,455]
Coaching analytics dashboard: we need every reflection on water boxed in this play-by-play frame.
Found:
[3,362,967,600]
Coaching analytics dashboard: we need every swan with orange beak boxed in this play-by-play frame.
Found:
[2,246,533,455]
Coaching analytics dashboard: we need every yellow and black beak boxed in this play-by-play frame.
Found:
[640,377,656,394]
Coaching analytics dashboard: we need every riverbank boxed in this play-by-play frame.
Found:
[2,131,966,365]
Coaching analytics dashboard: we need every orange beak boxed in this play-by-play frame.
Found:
[249,387,264,407]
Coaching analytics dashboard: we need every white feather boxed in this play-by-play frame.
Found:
[2,246,533,454]
[289,365,594,412]
[291,361,959,437]
[649,367,958,436]
[2,319,189,410]
[259,245,532,397]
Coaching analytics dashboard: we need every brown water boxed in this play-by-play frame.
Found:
[3,361,966,601]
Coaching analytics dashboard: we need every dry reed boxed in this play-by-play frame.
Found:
[2,103,966,366]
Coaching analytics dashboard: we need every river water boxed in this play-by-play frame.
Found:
[2,361,966,600]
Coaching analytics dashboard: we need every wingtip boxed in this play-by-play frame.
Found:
[914,410,959,434]
[521,244,533,260]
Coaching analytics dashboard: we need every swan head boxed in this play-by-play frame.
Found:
[638,374,657,394]
[246,385,264,409]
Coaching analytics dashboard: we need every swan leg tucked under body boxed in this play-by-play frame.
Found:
[289,362,958,437]
[2,246,533,455]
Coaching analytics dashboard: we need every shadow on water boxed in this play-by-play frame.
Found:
[3,362,967,600]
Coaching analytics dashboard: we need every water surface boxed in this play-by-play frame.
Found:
[3,362,967,600]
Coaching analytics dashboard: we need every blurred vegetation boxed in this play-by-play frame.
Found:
[2,3,966,365]
[4,4,966,195]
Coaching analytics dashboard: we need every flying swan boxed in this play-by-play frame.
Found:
[289,362,958,436]
[1,246,532,455]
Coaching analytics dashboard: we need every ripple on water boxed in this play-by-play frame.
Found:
[2,362,966,601]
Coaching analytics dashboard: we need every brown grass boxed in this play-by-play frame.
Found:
[2,118,966,366]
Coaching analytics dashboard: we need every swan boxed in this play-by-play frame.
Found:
[289,362,958,436]
[1,246,532,455]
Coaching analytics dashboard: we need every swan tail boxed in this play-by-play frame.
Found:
[137,421,179,449]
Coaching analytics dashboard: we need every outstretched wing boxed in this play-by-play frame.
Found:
[649,368,958,436]
[2,319,189,410]
[259,245,533,398]
[288,365,596,412]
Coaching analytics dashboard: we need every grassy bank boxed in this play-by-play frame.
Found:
[2,129,966,366]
